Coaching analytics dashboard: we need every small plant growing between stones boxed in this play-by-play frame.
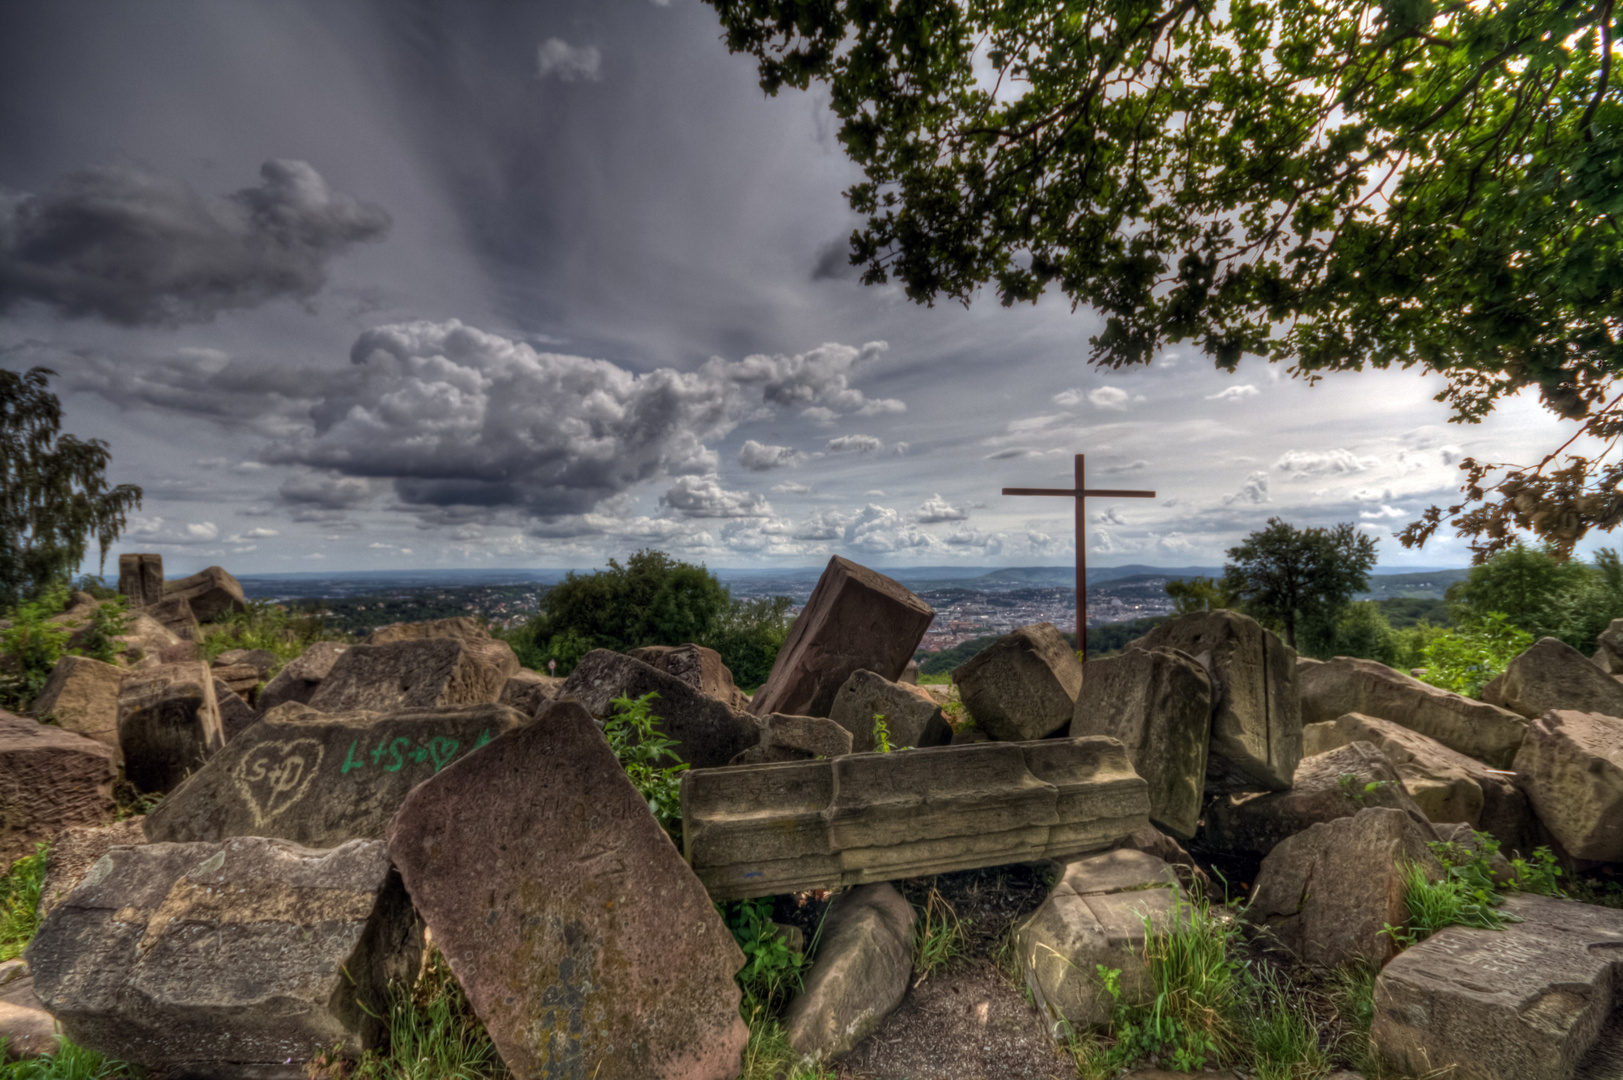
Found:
[1384,859,1519,949]
[0,1036,130,1079]
[0,842,46,961]
[871,715,894,753]
[720,896,806,1012]
[604,691,688,844]
[1335,772,1392,807]
[911,884,970,983]
[330,949,506,1080]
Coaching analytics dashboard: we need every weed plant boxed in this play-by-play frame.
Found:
[911,886,970,982]
[720,896,807,1012]
[0,1039,129,1079]
[870,717,894,753]
[347,951,506,1080]
[734,1009,835,1080]
[1384,831,1565,949]
[604,692,688,844]
[1,844,46,961]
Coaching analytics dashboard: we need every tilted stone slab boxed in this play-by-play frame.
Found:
[142,702,525,847]
[306,636,519,713]
[1372,893,1623,1080]
[27,836,421,1079]
[28,656,125,763]
[750,556,935,719]
[561,649,761,769]
[828,668,951,752]
[0,712,116,866]
[213,677,259,743]
[1512,710,1623,862]
[117,553,164,608]
[116,662,224,795]
[256,640,348,713]
[953,622,1082,742]
[784,883,915,1061]
[160,565,246,623]
[730,713,852,765]
[363,615,491,644]
[682,736,1150,900]
[498,669,565,717]
[629,643,749,708]
[1501,637,1623,720]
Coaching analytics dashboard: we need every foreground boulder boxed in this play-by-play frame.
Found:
[306,636,520,713]
[116,661,225,794]
[256,640,348,713]
[1372,893,1623,1080]
[1070,646,1210,839]
[0,713,116,866]
[751,556,935,718]
[1512,710,1623,862]
[161,565,247,622]
[27,836,421,1078]
[629,643,749,708]
[828,669,952,752]
[1248,807,1443,969]
[36,818,147,919]
[561,649,761,768]
[1300,655,1528,767]
[389,699,748,1080]
[1136,610,1301,792]
[143,702,524,847]
[729,713,853,765]
[784,883,915,1062]
[683,736,1150,899]
[953,622,1082,741]
[27,656,124,761]
[1498,637,1623,720]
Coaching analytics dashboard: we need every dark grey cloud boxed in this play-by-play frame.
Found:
[812,236,860,281]
[0,159,389,326]
[737,439,801,471]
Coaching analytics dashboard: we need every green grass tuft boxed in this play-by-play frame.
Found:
[347,950,506,1079]
[0,844,47,962]
[0,1038,130,1079]
[911,885,970,981]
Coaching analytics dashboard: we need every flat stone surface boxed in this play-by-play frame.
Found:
[785,882,915,1061]
[1071,646,1210,839]
[161,565,246,623]
[27,656,125,762]
[214,649,279,678]
[1135,610,1302,793]
[27,836,421,1079]
[953,623,1082,742]
[730,713,852,765]
[560,649,761,768]
[682,736,1150,900]
[37,818,147,919]
[1501,637,1623,721]
[751,556,935,719]
[141,595,199,642]
[306,636,519,713]
[1372,893,1623,1080]
[363,615,491,644]
[256,641,348,714]
[1300,655,1528,767]
[143,701,524,847]
[116,661,224,794]
[0,712,116,866]
[388,698,747,1080]
[0,970,58,1060]
[829,669,952,752]
[1512,710,1623,861]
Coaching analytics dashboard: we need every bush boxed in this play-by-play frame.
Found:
[604,692,688,844]
[1448,542,1623,650]
[0,585,73,710]
[198,599,342,670]
[1419,612,1534,698]
[705,596,793,690]
[0,843,47,961]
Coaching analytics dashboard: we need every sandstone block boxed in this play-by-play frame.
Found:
[729,713,853,765]
[1500,637,1623,720]
[784,883,915,1061]
[560,649,761,769]
[388,698,748,1080]
[0,713,116,866]
[161,565,247,623]
[211,662,260,701]
[498,668,565,717]
[116,662,224,794]
[37,818,147,919]
[629,643,747,707]
[1135,610,1301,792]
[116,553,164,608]
[213,648,279,679]
[213,677,259,743]
[1594,617,1623,675]
[1110,824,1213,896]
[363,615,490,644]
[829,668,952,752]
[751,557,935,719]
[28,656,124,761]
[306,636,519,713]
[27,836,421,1078]
[256,640,348,713]
[113,613,182,668]
[1070,646,1210,839]
[142,595,199,642]
[1512,710,1623,862]
[953,623,1082,742]
[682,736,1150,900]
[143,702,524,847]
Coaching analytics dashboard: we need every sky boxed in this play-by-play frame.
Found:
[0,0,1590,577]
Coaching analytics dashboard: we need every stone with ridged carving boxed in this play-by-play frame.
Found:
[0,712,116,866]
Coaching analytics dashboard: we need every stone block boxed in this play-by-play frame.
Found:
[1594,618,1623,675]
[682,736,1150,900]
[629,643,747,707]
[560,649,761,769]
[750,557,935,719]
[953,623,1082,742]
[0,713,116,867]
[143,702,524,848]
[729,713,852,765]
[116,662,224,794]
[363,615,490,644]
[213,648,279,679]
[27,836,422,1079]
[213,677,259,743]
[116,553,164,608]
[498,668,565,717]
[1135,610,1302,792]
[113,613,182,668]
[142,595,199,642]
[829,668,951,752]
[306,636,519,713]
[1512,710,1623,862]
[37,818,147,920]
[388,699,747,1080]
[1500,637,1623,720]
[1071,646,1210,839]
[161,565,247,623]
[784,883,915,1061]
[256,641,348,713]
[28,656,124,762]
[211,663,259,701]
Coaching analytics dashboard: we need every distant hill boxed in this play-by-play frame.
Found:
[1356,569,1470,601]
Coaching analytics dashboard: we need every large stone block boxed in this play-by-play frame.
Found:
[306,636,519,713]
[363,616,490,644]
[28,656,124,762]
[750,557,935,719]
[27,836,422,1079]
[828,669,952,752]
[161,565,246,623]
[37,818,147,919]
[256,640,348,713]
[113,613,182,668]
[1372,894,1623,1080]
[1500,637,1623,720]
[1594,617,1623,674]
[142,702,524,847]
[682,736,1150,900]
[560,649,761,769]
[1512,710,1623,862]
[116,662,224,794]
[953,623,1083,742]
[116,553,164,608]
[629,643,748,707]
[498,668,565,717]
[142,595,199,642]
[1135,610,1301,792]
[1070,646,1210,839]
[213,677,259,743]
[784,883,915,1061]
[388,699,747,1080]
[1299,655,1528,767]
[729,713,852,765]
[0,713,116,866]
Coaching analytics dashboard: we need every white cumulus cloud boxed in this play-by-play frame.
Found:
[914,494,968,523]
[737,440,802,471]
[1206,385,1259,402]
[660,475,772,518]
[1275,449,1380,476]
[826,434,883,454]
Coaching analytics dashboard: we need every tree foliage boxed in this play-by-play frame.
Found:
[1222,518,1378,649]
[1,367,143,610]
[1446,540,1623,648]
[708,0,1623,559]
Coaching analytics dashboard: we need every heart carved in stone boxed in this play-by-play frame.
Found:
[231,738,326,825]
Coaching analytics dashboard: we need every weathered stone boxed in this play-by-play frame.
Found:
[27,836,422,1078]
[213,677,259,742]
[1372,893,1623,1080]
[629,643,748,707]
[498,668,565,717]
[561,649,761,769]
[751,556,935,719]
[729,713,853,765]
[28,656,124,761]
[1070,646,1210,839]
[828,668,952,752]
[1,966,57,1061]
[0,713,116,866]
[953,623,1082,742]
[211,662,259,702]
[1512,710,1623,862]
[256,640,348,713]
[156,642,199,664]
[214,648,279,679]
[900,660,920,684]
[1500,637,1623,720]
[388,698,748,1080]
[143,702,524,847]
[1594,618,1623,675]
[116,662,224,794]
[363,615,490,645]
[683,736,1150,900]
[784,883,915,1061]
[1013,849,1184,1036]
[114,613,182,668]
[161,565,247,623]
[1135,610,1302,793]
[1204,742,1437,856]
[37,818,147,919]
[1248,807,1443,969]
[1300,655,1529,767]
[1110,824,1213,896]
[116,553,164,608]
[141,595,199,642]
[306,637,519,714]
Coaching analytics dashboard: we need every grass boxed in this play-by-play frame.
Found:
[198,599,347,671]
[1,844,47,962]
[736,1007,837,1080]
[912,885,970,982]
[0,1039,129,1079]
[343,952,506,1079]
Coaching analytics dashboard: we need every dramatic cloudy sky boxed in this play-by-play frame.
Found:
[0,1,1585,575]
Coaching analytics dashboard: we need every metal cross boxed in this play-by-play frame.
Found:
[1002,453,1155,662]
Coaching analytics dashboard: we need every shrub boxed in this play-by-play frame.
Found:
[0,584,73,710]
[0,843,47,961]
[720,896,807,1012]
[199,599,341,670]
[604,692,687,843]
[1419,613,1534,698]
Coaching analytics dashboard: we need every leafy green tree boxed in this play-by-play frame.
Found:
[1421,613,1535,698]
[1,367,143,611]
[707,0,1623,558]
[1222,518,1378,651]
[1165,576,1236,615]
[1447,541,1623,650]
[705,595,795,689]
